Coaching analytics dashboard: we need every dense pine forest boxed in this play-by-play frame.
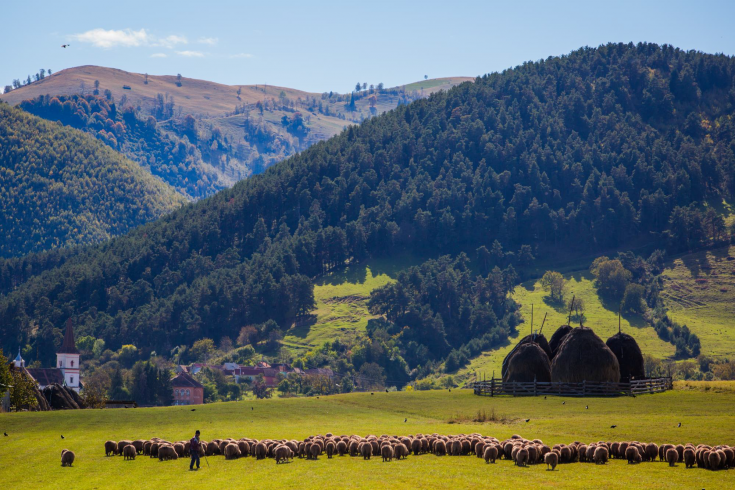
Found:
[0,103,186,258]
[1,43,734,378]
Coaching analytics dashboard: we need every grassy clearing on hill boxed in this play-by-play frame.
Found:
[2,388,734,489]
[283,257,419,355]
[454,273,675,384]
[661,245,735,359]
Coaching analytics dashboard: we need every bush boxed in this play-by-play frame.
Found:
[541,271,565,303]
[622,283,646,313]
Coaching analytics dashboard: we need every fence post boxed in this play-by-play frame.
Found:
[534,376,537,397]
[491,378,494,397]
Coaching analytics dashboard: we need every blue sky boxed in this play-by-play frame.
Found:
[2,0,734,93]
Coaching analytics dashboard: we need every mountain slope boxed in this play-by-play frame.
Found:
[0,102,186,257]
[1,43,734,373]
[2,67,472,198]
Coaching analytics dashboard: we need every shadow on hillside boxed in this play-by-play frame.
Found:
[286,314,317,340]
[679,249,710,278]
[598,294,648,330]
[317,263,369,286]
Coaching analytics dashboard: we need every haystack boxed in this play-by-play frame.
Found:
[551,327,621,383]
[549,325,573,358]
[501,333,552,379]
[606,332,645,381]
[503,343,551,383]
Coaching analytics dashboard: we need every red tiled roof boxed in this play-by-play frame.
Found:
[26,368,64,386]
[171,372,203,388]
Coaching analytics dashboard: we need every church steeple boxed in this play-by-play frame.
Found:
[58,318,78,354]
[56,318,80,392]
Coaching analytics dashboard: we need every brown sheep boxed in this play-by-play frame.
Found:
[716,449,727,469]
[117,440,132,455]
[132,440,145,454]
[527,445,538,464]
[544,451,558,471]
[683,448,696,468]
[395,443,409,460]
[475,441,486,458]
[61,449,75,467]
[224,443,241,460]
[310,443,320,460]
[460,439,471,455]
[238,441,250,457]
[254,442,267,460]
[360,442,372,460]
[149,442,160,458]
[143,441,152,456]
[337,440,348,456]
[434,440,446,456]
[610,442,619,458]
[158,445,178,461]
[105,440,118,457]
[381,445,394,462]
[708,450,721,470]
[645,443,658,462]
[326,441,335,458]
[516,448,529,467]
[275,445,291,464]
[123,444,136,461]
[484,445,498,464]
[173,443,185,458]
[206,441,219,456]
[412,438,423,456]
[348,440,360,457]
[723,447,734,468]
[675,444,685,462]
[593,446,609,465]
[626,446,639,464]
[666,448,679,467]
[559,446,572,463]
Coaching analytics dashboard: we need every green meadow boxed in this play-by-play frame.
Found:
[2,388,734,489]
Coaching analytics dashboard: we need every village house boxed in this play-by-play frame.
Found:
[171,372,204,405]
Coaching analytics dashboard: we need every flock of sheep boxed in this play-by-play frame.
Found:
[97,433,733,471]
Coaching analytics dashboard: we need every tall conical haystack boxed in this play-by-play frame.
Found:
[503,343,552,383]
[551,327,621,383]
[501,333,552,379]
[549,325,573,358]
[606,332,645,381]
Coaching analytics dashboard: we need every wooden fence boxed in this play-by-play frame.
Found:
[470,377,673,397]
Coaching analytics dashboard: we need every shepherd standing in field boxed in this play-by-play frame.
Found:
[190,430,201,471]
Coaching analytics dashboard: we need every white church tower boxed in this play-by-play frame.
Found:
[56,318,80,392]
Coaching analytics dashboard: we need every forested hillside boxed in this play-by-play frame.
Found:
[1,43,734,381]
[0,103,186,257]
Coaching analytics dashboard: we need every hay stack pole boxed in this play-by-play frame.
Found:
[568,295,575,327]
[618,305,621,334]
[531,304,534,337]
[539,312,548,335]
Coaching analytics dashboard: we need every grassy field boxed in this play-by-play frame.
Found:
[456,273,676,383]
[2,388,734,489]
[661,244,735,359]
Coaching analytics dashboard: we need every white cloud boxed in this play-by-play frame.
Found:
[176,50,205,58]
[198,37,218,46]
[155,35,188,49]
[71,28,149,48]
[229,53,254,59]
[150,53,167,58]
